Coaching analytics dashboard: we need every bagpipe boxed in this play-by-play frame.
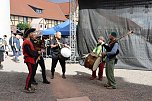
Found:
[103,30,134,51]
[31,36,46,63]
[102,30,134,64]
[32,36,45,51]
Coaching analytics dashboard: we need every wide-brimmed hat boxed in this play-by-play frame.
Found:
[24,28,36,38]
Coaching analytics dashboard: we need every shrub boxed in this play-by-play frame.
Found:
[17,22,31,30]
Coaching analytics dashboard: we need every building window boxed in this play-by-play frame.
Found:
[54,20,57,25]
[29,5,43,14]
[23,17,28,23]
[36,9,42,14]
[10,15,19,26]
[52,20,55,27]
[40,25,42,28]
[45,25,47,28]
[19,16,23,22]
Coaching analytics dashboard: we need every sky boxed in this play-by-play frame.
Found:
[48,0,69,3]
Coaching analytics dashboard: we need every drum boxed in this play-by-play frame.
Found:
[61,47,71,58]
[84,53,101,71]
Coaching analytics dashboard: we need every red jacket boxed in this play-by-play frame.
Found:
[22,39,35,64]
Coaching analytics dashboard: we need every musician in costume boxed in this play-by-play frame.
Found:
[90,36,106,80]
[50,32,68,79]
[0,38,5,69]
[102,32,119,89]
[31,33,50,84]
[22,28,37,93]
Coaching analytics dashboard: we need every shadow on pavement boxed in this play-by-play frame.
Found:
[65,71,152,101]
[0,71,56,101]
[0,70,152,101]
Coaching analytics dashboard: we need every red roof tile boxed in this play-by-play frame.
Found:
[10,0,67,21]
[58,2,70,16]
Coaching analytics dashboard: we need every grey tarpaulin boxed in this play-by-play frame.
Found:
[77,0,152,70]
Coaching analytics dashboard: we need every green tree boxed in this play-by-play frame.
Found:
[17,22,31,30]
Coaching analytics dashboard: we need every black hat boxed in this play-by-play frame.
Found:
[110,32,117,37]
[24,28,36,38]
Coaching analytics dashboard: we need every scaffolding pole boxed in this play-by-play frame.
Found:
[69,0,78,63]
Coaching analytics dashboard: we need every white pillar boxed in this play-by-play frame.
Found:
[0,0,11,37]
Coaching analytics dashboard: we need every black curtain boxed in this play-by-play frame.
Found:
[77,0,152,70]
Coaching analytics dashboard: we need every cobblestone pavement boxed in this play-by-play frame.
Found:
[0,55,152,101]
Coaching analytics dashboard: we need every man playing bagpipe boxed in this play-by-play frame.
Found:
[30,33,50,84]
[102,32,119,89]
